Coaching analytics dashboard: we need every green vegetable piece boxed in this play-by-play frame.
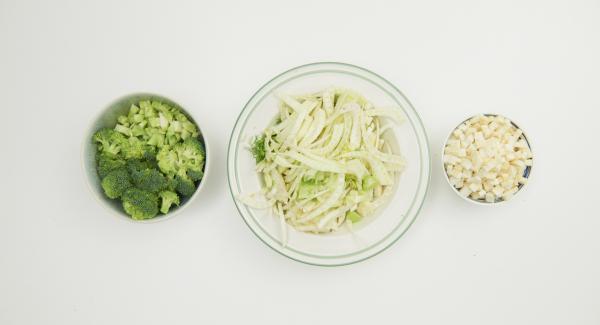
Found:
[121,137,149,159]
[147,132,165,147]
[297,179,320,200]
[251,134,266,163]
[148,117,161,128]
[156,138,205,182]
[131,124,145,137]
[117,115,129,126]
[126,159,154,173]
[129,104,140,114]
[159,190,180,214]
[130,168,168,193]
[175,175,196,197]
[101,168,132,199]
[362,175,378,191]
[97,154,127,178]
[346,211,362,223]
[92,128,127,157]
[115,124,132,137]
[121,188,159,220]
[187,169,204,182]
[156,147,178,175]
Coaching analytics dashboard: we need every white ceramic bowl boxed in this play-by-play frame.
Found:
[441,114,532,205]
[82,93,209,223]
[227,62,431,266]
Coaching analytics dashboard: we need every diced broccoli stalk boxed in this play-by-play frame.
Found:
[101,168,132,199]
[121,188,159,220]
[116,100,198,146]
[159,191,180,214]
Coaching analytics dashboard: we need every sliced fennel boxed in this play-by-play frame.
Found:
[243,88,405,234]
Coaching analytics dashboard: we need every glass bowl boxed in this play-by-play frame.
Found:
[227,62,430,266]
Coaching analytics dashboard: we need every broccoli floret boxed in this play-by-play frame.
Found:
[174,175,196,197]
[101,168,132,199]
[156,146,178,175]
[93,128,127,157]
[178,137,205,161]
[159,190,180,214]
[121,137,151,159]
[121,188,159,220]
[251,134,266,163]
[187,169,204,182]
[156,137,205,182]
[126,159,155,174]
[130,168,168,193]
[96,154,126,178]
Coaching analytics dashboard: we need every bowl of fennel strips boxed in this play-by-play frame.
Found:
[228,63,430,266]
[83,93,208,222]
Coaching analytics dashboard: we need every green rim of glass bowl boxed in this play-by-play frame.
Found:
[227,62,431,266]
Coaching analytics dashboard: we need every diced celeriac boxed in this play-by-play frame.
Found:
[443,115,532,203]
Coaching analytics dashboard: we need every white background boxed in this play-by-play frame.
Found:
[1,0,599,324]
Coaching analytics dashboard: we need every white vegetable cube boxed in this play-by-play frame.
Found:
[492,186,504,197]
[459,186,472,197]
[468,182,481,192]
[461,158,473,170]
[444,114,532,203]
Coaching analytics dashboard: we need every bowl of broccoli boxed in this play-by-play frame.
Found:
[82,93,208,222]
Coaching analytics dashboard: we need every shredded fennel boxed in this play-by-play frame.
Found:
[243,88,405,234]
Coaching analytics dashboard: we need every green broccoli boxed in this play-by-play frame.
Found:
[156,137,205,184]
[100,168,132,199]
[174,175,196,197]
[121,188,159,220]
[251,134,266,163]
[187,169,204,182]
[121,137,151,159]
[93,128,127,157]
[126,159,155,174]
[96,154,126,178]
[156,146,178,175]
[159,191,180,214]
[130,168,168,193]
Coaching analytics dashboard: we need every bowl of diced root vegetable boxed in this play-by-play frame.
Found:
[82,93,209,222]
[442,114,532,205]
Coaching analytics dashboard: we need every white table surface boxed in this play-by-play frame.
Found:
[1,0,599,324]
